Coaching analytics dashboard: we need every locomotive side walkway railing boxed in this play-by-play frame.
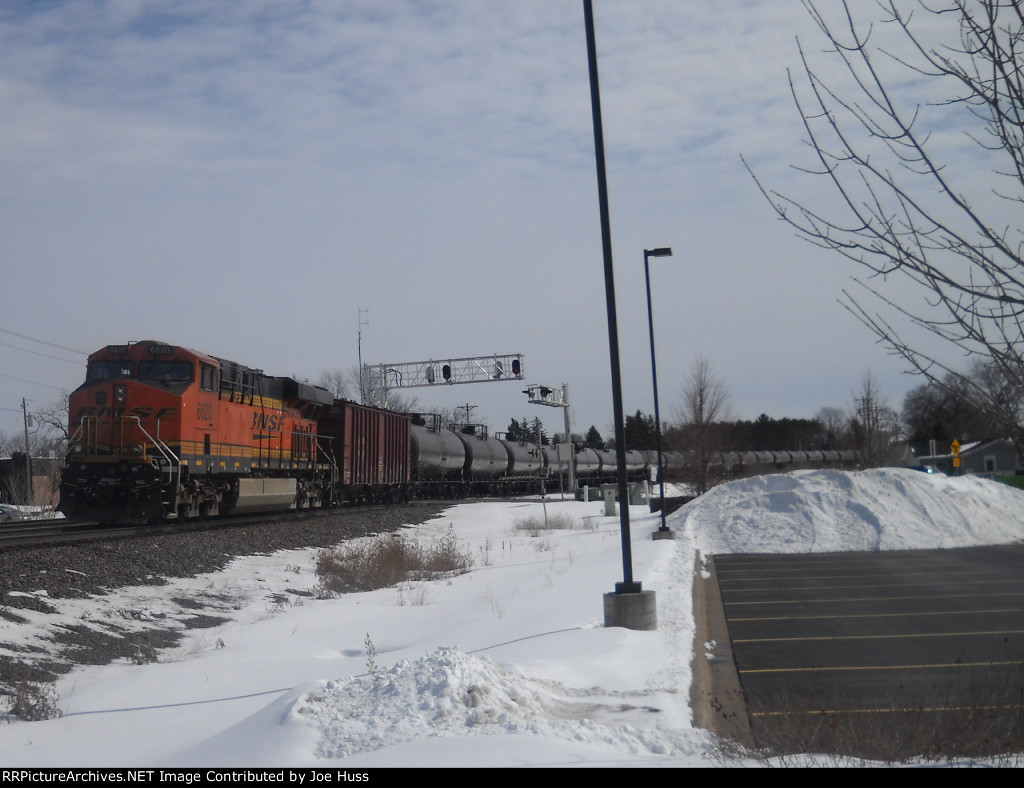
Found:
[125,416,181,514]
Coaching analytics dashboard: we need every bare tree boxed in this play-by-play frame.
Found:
[32,396,70,449]
[746,0,1024,438]
[675,357,731,495]
[318,369,353,400]
[815,405,851,450]
[851,371,903,468]
[902,360,1006,441]
[0,431,18,456]
[0,396,69,457]
[319,366,419,413]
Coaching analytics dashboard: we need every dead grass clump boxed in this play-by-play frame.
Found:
[4,682,62,722]
[513,512,582,536]
[316,526,473,596]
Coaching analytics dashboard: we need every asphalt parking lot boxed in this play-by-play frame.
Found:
[699,544,1024,758]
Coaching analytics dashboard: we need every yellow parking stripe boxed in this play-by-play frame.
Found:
[729,607,1024,623]
[725,589,1024,608]
[734,628,1024,644]
[753,702,1024,718]
[741,659,1022,675]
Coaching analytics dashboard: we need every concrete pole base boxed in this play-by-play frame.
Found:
[603,589,657,630]
[652,528,676,541]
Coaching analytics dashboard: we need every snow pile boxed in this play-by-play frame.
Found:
[682,468,1024,554]
[296,645,703,761]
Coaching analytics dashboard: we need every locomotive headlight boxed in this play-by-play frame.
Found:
[114,384,128,405]
[70,443,84,455]
[131,443,144,455]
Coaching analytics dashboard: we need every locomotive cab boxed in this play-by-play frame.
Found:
[61,342,193,523]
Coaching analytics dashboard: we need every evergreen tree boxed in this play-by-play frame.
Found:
[624,410,658,451]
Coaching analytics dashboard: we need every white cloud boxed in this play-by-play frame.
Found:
[0,1,1004,437]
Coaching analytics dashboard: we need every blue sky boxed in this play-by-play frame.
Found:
[0,1,978,440]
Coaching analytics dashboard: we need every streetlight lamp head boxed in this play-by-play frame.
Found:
[646,247,673,257]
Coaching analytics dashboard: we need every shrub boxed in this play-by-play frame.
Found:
[513,512,582,536]
[5,682,62,722]
[316,526,473,596]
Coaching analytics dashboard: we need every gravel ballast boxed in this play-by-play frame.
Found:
[0,504,450,712]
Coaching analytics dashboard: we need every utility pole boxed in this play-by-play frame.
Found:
[21,398,33,506]
[357,308,369,404]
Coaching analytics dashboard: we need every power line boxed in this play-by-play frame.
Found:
[0,372,67,392]
[0,340,82,365]
[0,329,85,414]
[0,327,87,356]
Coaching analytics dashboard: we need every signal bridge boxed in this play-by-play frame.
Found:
[366,354,524,390]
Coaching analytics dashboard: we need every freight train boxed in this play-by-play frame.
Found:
[58,341,628,523]
[58,341,856,524]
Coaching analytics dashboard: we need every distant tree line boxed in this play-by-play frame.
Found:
[317,351,1021,498]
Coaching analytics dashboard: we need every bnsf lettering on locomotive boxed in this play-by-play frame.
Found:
[252,412,286,431]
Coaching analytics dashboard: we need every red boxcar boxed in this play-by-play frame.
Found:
[318,399,411,503]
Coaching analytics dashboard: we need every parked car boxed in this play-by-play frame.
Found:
[0,505,23,523]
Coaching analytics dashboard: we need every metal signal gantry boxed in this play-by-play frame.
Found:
[366,354,524,390]
[524,383,576,495]
[523,384,568,407]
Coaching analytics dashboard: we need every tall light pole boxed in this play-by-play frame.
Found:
[644,247,673,536]
[584,0,656,630]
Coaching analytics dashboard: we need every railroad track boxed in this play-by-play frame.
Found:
[0,500,453,550]
[0,517,110,548]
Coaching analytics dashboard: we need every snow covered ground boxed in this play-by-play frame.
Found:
[1,468,1024,767]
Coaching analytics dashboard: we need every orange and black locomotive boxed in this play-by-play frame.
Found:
[60,341,339,523]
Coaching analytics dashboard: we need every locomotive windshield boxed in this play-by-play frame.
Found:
[138,360,194,383]
[87,361,134,381]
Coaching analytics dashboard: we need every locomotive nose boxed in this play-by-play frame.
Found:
[90,382,128,407]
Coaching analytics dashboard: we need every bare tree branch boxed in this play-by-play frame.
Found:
[746,0,1024,436]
